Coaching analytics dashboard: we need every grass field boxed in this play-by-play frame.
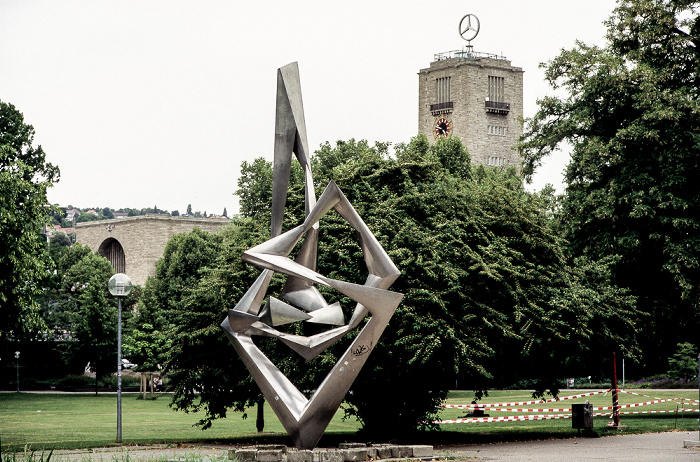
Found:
[0,393,358,450]
[0,389,698,451]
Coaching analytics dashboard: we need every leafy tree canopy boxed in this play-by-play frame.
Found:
[161,134,638,438]
[667,342,699,380]
[0,100,60,339]
[519,0,700,372]
[236,157,273,219]
[57,249,116,382]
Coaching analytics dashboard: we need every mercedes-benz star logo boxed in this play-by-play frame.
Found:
[459,14,480,42]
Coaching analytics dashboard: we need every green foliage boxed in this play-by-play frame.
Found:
[124,228,223,377]
[236,157,273,219]
[311,138,391,187]
[122,320,171,373]
[628,373,698,388]
[163,134,640,438]
[47,233,71,265]
[667,342,699,380]
[0,101,60,339]
[56,249,116,382]
[123,275,173,373]
[164,221,277,428]
[320,136,638,434]
[74,213,101,223]
[519,0,700,373]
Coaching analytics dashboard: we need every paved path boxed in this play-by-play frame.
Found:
[437,431,700,461]
[28,432,700,461]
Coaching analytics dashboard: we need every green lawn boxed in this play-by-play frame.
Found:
[0,393,359,450]
[0,390,697,451]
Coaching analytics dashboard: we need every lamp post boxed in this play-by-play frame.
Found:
[108,273,133,443]
[15,351,20,393]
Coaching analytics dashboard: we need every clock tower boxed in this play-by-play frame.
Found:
[418,15,524,167]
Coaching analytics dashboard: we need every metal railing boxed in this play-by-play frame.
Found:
[434,49,506,62]
[485,101,510,113]
[430,101,454,114]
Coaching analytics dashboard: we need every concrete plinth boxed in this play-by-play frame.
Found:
[390,446,413,459]
[408,445,433,458]
[370,445,393,460]
[338,443,366,449]
[229,444,434,462]
[312,449,344,462]
[231,449,258,461]
[287,449,313,462]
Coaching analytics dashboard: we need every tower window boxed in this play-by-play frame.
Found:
[488,76,505,102]
[487,125,506,136]
[487,156,507,166]
[436,77,451,104]
[431,77,454,114]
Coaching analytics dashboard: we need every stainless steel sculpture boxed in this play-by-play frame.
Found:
[221,62,403,449]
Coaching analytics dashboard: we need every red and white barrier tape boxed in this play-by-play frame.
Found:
[463,407,573,413]
[440,389,699,425]
[437,414,572,424]
[443,390,611,410]
[437,408,698,424]
[444,400,673,413]
[594,409,697,416]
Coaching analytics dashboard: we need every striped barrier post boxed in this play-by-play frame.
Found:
[611,352,621,427]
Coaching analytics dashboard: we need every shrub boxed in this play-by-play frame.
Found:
[667,343,699,380]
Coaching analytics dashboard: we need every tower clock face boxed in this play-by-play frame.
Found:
[434,117,452,139]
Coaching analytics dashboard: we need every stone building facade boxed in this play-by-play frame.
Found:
[418,50,524,167]
[76,216,230,286]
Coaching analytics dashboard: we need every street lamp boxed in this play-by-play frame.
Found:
[15,351,20,393]
[108,273,133,443]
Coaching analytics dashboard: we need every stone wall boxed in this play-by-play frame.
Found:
[75,216,230,286]
[418,55,524,167]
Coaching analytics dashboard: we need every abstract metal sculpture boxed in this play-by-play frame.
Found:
[221,62,403,449]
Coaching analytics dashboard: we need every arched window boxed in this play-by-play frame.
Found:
[98,238,126,273]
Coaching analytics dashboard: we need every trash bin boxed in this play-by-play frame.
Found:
[572,403,593,429]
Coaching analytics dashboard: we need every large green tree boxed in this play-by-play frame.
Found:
[320,136,636,434]
[165,220,287,429]
[58,248,117,388]
[236,157,274,219]
[125,228,222,375]
[0,101,60,339]
[164,135,638,438]
[519,0,700,373]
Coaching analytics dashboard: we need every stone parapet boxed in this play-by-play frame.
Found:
[76,215,230,285]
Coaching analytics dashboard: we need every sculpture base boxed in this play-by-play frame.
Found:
[229,444,434,462]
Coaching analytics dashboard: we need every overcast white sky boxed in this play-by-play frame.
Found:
[1,0,618,215]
